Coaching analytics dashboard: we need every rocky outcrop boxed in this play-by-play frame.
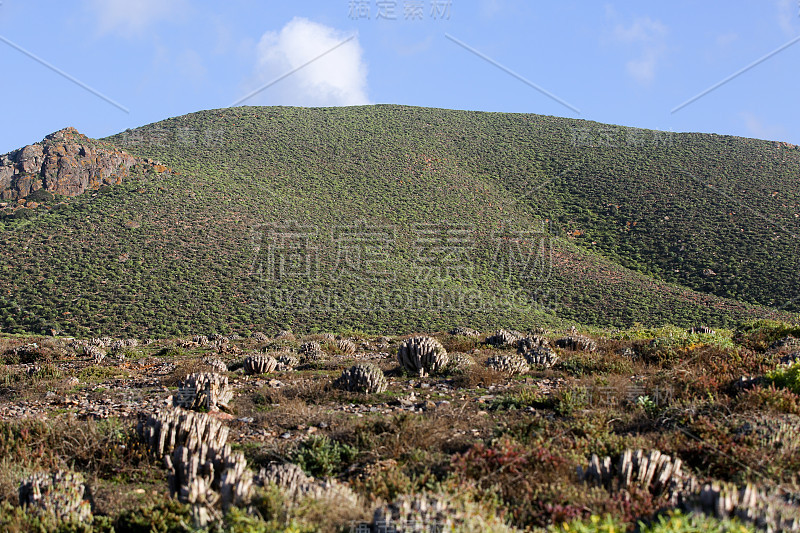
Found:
[0,127,138,200]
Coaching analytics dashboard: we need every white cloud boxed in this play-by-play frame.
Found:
[776,0,798,36]
[741,112,788,141]
[244,18,369,107]
[85,0,187,36]
[715,32,739,48]
[611,15,668,85]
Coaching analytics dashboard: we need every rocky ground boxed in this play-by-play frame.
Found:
[0,325,799,532]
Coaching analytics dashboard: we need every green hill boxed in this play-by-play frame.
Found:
[0,105,797,336]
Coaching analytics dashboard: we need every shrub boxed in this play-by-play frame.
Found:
[766,363,800,394]
[292,435,358,478]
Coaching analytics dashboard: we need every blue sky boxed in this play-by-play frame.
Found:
[1,0,798,153]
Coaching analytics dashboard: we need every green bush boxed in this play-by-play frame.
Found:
[292,435,358,478]
[766,363,800,395]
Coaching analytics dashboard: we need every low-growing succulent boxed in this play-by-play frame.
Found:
[333,363,387,394]
[397,336,449,377]
[18,470,92,523]
[486,353,530,375]
[243,355,278,375]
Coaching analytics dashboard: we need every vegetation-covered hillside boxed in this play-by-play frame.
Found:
[0,105,797,337]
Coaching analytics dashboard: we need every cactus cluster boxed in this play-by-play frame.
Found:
[254,463,359,508]
[18,470,92,523]
[397,336,449,377]
[299,341,324,362]
[275,330,295,341]
[485,329,522,348]
[445,352,475,374]
[333,363,388,394]
[369,493,517,533]
[578,448,800,530]
[84,345,106,364]
[336,338,357,355]
[174,372,233,412]
[192,335,210,346]
[770,336,800,350]
[90,337,113,347]
[688,326,715,335]
[110,338,139,351]
[201,356,228,374]
[522,346,559,368]
[276,352,300,368]
[555,335,597,352]
[449,326,480,337]
[684,482,800,532]
[486,353,530,375]
[578,449,694,505]
[243,355,278,375]
[733,414,800,453]
[138,408,252,525]
[251,332,269,343]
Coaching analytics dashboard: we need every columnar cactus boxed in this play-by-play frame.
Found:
[578,448,695,506]
[251,332,269,343]
[336,339,357,355]
[193,335,210,346]
[369,493,516,533]
[174,372,233,412]
[254,463,359,507]
[84,345,106,364]
[333,363,388,394]
[276,353,300,368]
[201,356,228,374]
[275,330,295,341]
[486,353,529,375]
[299,341,324,362]
[449,326,480,337]
[397,336,449,377]
[138,408,230,459]
[516,334,549,353]
[18,470,92,523]
[243,355,278,375]
[138,408,253,525]
[445,352,475,374]
[688,326,715,335]
[485,329,521,348]
[685,482,800,531]
[555,335,597,352]
[520,345,559,368]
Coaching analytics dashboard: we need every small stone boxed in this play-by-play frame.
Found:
[280,432,291,439]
